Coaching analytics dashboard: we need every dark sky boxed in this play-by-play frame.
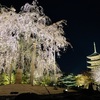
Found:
[0,0,100,75]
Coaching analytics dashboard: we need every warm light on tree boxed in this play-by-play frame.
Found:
[75,74,92,89]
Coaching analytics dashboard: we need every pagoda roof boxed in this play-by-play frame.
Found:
[87,58,100,62]
[87,65,100,69]
[87,59,100,65]
[87,52,100,57]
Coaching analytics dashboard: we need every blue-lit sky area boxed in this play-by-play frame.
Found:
[0,0,100,74]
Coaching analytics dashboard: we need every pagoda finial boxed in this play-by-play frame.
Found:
[93,42,97,53]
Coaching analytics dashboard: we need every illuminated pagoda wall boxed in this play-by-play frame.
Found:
[87,42,100,70]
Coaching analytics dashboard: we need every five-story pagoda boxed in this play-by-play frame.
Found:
[87,42,100,70]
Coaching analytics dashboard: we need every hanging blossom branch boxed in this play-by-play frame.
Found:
[0,0,70,78]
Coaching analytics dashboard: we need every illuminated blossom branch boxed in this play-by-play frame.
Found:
[91,67,100,84]
[0,0,70,80]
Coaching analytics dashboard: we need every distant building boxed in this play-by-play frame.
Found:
[87,42,100,70]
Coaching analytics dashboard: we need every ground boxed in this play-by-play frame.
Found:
[0,84,67,96]
[0,84,100,100]
[0,84,77,100]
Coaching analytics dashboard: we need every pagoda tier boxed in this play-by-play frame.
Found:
[87,53,100,60]
[87,65,99,69]
[87,59,100,66]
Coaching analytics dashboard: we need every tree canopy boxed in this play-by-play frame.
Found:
[0,0,70,81]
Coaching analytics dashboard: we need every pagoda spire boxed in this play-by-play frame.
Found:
[93,42,97,53]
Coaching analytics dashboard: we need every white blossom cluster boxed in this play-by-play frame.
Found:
[0,0,70,78]
[91,67,100,84]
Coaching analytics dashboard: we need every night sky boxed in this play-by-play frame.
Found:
[0,0,100,75]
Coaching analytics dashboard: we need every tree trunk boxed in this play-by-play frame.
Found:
[30,42,36,85]
[15,68,23,84]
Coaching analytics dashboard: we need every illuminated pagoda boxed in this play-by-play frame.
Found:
[87,42,100,70]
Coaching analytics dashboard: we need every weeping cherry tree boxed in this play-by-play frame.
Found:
[0,0,70,85]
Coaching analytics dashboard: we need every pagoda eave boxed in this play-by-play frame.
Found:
[87,66,99,69]
[87,55,100,60]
